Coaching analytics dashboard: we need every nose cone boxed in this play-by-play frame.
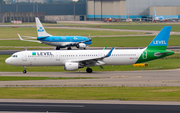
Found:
[85,38,92,45]
[89,41,92,44]
[5,58,12,65]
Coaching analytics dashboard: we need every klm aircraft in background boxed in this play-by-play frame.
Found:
[18,17,92,50]
[153,8,167,22]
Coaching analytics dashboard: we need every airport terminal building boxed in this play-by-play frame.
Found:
[87,0,180,20]
[1,0,180,22]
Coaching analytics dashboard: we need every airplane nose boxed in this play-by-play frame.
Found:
[5,58,11,65]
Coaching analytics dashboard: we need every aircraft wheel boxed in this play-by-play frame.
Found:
[76,44,79,48]
[23,70,27,74]
[67,47,72,50]
[86,68,93,73]
[56,46,60,50]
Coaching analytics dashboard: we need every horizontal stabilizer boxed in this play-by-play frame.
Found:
[154,52,173,56]
[21,36,37,39]
[18,34,42,44]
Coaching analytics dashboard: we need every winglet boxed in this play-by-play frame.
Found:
[105,47,114,57]
[89,34,92,41]
[103,46,107,50]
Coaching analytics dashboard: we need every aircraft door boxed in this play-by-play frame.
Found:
[98,53,102,57]
[50,37,52,43]
[142,51,147,59]
[56,52,60,61]
[22,52,27,61]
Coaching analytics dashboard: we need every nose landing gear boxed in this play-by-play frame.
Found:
[23,66,27,74]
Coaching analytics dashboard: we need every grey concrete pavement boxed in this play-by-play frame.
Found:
[1,99,180,105]
[0,69,180,87]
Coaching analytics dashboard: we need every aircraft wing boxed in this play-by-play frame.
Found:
[68,47,114,66]
[18,34,42,44]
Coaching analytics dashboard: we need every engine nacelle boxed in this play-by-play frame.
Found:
[76,43,86,49]
[64,62,79,71]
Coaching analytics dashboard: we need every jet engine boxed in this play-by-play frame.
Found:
[76,43,86,49]
[64,62,79,71]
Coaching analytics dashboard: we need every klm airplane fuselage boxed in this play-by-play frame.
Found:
[38,36,92,47]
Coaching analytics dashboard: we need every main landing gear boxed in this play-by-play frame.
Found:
[56,46,60,50]
[86,67,93,73]
[23,66,27,74]
[67,46,72,50]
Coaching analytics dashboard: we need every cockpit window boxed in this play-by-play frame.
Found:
[12,55,18,57]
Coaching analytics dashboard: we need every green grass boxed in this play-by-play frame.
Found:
[0,27,143,39]
[94,25,180,32]
[91,35,180,47]
[0,47,53,50]
[0,76,98,81]
[57,22,180,31]
[0,87,180,101]
[1,35,180,48]
[0,40,48,46]
[3,22,180,32]
[1,54,180,72]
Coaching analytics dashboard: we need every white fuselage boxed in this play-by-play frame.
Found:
[5,49,145,67]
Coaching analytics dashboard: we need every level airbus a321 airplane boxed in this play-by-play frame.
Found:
[6,26,174,73]
[18,17,92,50]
